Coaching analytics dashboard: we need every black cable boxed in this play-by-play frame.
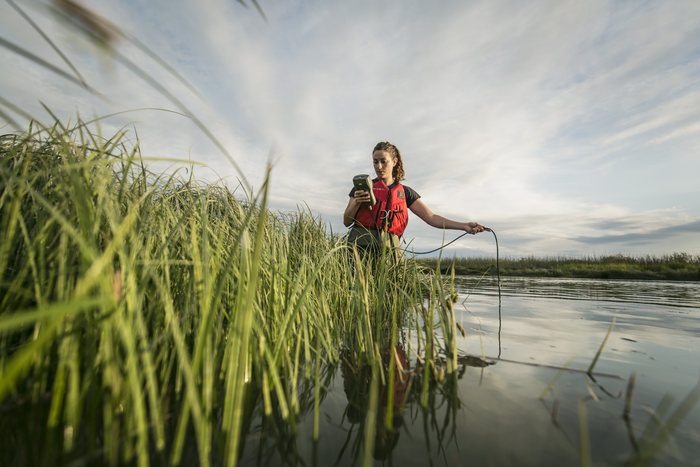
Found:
[407,228,503,357]
[491,229,501,304]
[492,229,502,358]
[406,231,471,256]
[407,228,502,309]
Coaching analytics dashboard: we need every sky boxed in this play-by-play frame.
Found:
[1,0,699,258]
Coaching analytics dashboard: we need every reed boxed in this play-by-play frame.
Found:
[0,120,460,466]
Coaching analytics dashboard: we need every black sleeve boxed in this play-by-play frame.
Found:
[403,185,420,208]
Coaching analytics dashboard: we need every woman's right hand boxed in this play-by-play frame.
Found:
[344,191,368,227]
[464,222,489,234]
[354,190,370,204]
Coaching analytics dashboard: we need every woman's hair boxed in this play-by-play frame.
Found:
[373,141,405,182]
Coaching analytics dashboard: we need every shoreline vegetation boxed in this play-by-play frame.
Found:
[421,253,700,281]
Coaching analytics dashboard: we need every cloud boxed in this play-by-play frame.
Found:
[2,0,700,256]
[573,219,700,245]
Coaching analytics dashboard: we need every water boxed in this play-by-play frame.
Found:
[238,276,700,466]
[3,277,698,466]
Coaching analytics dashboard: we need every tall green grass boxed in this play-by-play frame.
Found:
[0,120,461,466]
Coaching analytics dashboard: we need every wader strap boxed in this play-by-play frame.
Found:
[373,190,390,231]
[381,184,395,232]
[383,184,404,235]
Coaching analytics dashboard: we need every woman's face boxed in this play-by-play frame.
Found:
[373,150,397,181]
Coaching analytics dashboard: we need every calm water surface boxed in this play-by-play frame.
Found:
[238,276,700,466]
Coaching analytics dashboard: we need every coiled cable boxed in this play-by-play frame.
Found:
[406,228,501,305]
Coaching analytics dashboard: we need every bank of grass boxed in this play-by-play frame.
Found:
[423,253,700,281]
[0,121,462,467]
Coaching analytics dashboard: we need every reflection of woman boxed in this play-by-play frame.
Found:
[341,345,409,460]
[343,142,488,255]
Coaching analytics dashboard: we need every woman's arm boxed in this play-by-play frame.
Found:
[343,190,370,227]
[409,199,487,234]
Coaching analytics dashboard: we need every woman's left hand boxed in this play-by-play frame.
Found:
[464,222,489,234]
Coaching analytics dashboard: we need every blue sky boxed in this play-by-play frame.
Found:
[1,0,699,258]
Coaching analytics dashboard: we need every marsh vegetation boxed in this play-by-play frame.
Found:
[0,121,466,466]
[424,253,700,281]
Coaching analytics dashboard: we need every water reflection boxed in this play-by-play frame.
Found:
[235,276,700,466]
[340,345,408,461]
[455,275,700,309]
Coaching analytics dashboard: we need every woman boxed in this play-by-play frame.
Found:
[343,141,487,254]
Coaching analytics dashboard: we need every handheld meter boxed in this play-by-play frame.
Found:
[352,174,377,206]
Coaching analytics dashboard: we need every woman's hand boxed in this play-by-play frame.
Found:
[344,191,369,227]
[354,190,370,205]
[464,222,489,234]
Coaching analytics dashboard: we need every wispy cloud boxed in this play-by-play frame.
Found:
[573,219,700,246]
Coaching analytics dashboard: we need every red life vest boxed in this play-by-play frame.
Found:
[354,179,408,236]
